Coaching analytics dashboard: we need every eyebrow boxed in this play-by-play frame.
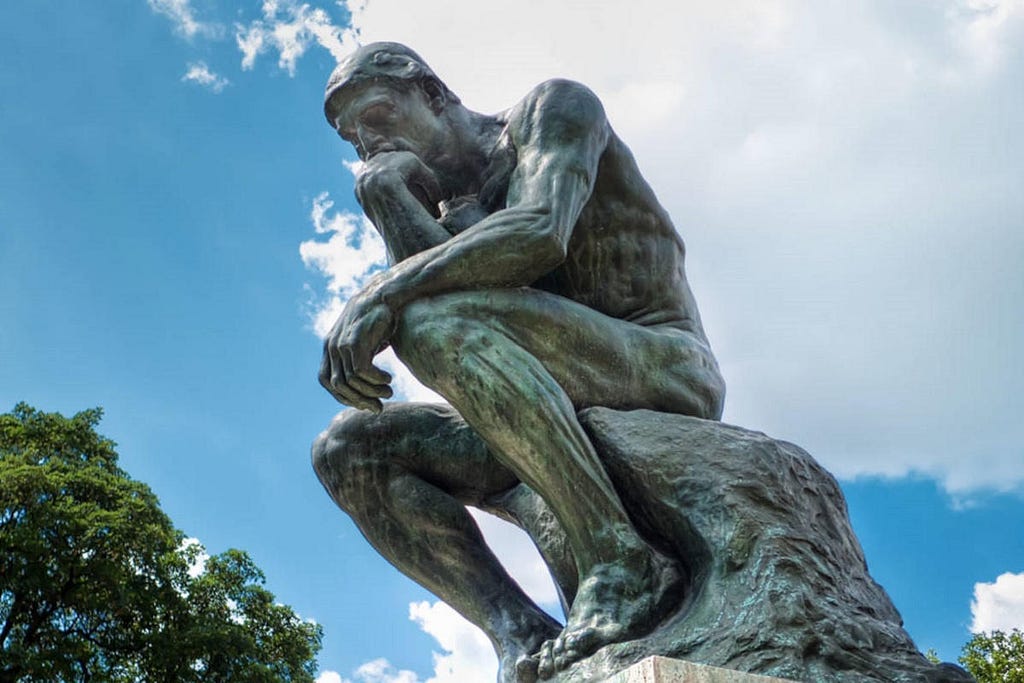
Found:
[337,95,394,129]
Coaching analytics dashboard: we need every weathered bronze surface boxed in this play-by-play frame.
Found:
[312,43,971,682]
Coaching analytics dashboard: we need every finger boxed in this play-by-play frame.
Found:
[318,352,332,391]
[329,379,382,413]
[348,374,394,400]
[330,352,378,411]
[342,335,392,388]
[324,337,346,390]
[352,360,392,386]
[327,349,376,412]
[338,348,387,413]
[340,348,358,392]
[321,344,350,402]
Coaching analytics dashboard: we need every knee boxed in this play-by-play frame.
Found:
[659,340,727,420]
[702,367,726,421]
[311,410,383,511]
[689,346,726,420]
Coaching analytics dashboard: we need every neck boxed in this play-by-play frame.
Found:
[429,106,503,198]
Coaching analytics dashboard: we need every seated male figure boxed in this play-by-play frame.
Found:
[313,42,725,682]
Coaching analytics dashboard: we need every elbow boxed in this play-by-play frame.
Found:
[500,205,569,274]
[535,222,568,270]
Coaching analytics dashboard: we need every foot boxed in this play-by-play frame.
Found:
[535,550,684,679]
[496,613,561,683]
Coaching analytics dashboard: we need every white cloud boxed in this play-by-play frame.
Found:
[334,602,500,682]
[947,0,1024,75]
[409,601,497,683]
[971,571,1024,633]
[337,658,420,683]
[181,62,229,93]
[235,0,359,75]
[344,0,795,121]
[300,191,386,308]
[147,0,219,39]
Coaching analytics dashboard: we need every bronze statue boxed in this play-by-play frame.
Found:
[312,43,972,683]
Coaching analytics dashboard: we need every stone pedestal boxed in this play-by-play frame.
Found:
[603,657,798,683]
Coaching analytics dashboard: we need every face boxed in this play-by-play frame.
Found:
[331,82,448,162]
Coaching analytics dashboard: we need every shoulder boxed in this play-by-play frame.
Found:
[524,79,606,119]
[508,79,609,143]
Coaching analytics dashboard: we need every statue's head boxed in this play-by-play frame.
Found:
[324,42,460,129]
[323,43,463,162]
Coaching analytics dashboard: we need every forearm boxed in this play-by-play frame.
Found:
[356,171,560,311]
[358,170,453,263]
[365,205,564,313]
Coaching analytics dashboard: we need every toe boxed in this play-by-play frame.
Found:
[537,641,555,680]
[553,644,580,672]
[514,654,539,683]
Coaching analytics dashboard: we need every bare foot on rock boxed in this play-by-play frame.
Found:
[497,613,561,683]
[535,550,684,679]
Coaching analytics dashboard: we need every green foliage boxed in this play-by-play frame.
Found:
[959,629,1024,683]
[1,404,322,682]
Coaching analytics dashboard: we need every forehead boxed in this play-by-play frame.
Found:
[330,81,414,127]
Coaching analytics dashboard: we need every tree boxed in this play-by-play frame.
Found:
[1,403,322,682]
[959,629,1024,683]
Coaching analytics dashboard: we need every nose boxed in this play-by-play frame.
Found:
[356,125,388,159]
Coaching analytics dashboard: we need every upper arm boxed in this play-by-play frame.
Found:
[505,80,610,250]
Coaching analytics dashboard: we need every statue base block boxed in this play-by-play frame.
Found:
[602,657,797,683]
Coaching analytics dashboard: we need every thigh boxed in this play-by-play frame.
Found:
[399,290,723,418]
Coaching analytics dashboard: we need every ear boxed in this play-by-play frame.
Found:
[422,78,447,114]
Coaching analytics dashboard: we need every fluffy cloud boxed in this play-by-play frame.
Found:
[147,0,219,39]
[971,571,1024,633]
[331,604,497,683]
[409,601,497,683]
[949,0,1024,74]
[236,0,359,75]
[325,602,501,683]
[341,658,420,683]
[181,62,229,93]
[330,602,501,683]
[299,190,387,334]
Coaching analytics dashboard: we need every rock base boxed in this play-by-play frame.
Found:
[541,409,974,682]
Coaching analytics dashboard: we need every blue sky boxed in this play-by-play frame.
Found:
[1,2,1023,681]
